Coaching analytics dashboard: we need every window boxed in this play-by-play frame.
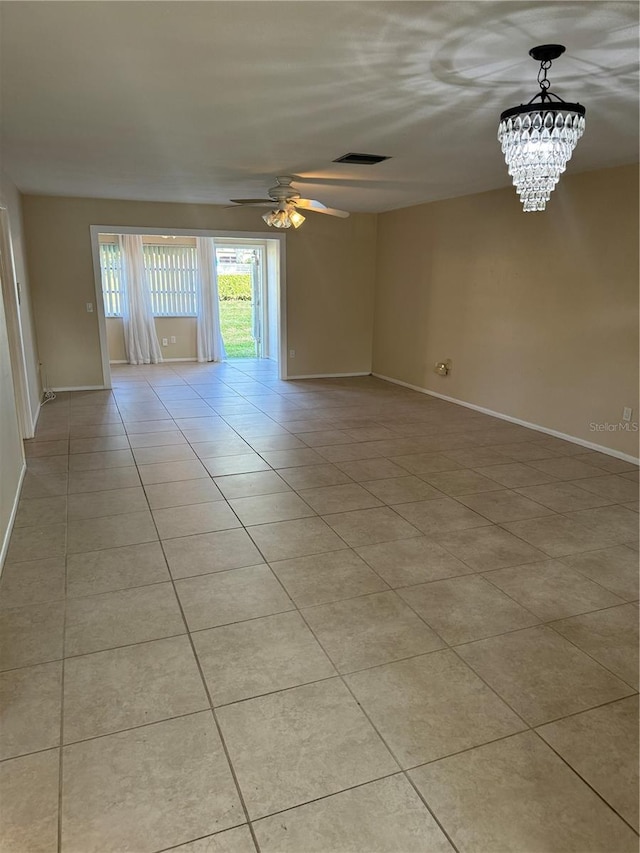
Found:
[99,240,198,317]
[145,243,198,316]
[100,242,123,317]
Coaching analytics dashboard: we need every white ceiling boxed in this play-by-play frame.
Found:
[1,1,638,212]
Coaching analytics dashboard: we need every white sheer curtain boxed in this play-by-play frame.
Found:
[196,237,226,363]
[119,235,163,365]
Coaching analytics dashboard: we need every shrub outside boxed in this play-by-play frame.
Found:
[218,274,251,300]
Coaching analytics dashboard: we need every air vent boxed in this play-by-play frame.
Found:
[333,153,391,165]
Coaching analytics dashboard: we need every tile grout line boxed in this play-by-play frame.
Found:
[163,574,263,851]
[115,383,265,853]
[289,584,463,852]
[270,513,639,842]
[3,640,635,764]
[214,484,466,849]
[118,369,284,848]
[10,368,639,850]
[57,439,70,853]
[543,621,639,693]
[530,727,640,836]
[214,504,463,850]
[480,551,637,603]
[152,821,253,853]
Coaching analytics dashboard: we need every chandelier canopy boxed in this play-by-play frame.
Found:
[498,45,586,212]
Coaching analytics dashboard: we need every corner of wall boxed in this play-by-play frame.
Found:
[370,164,639,458]
[0,172,42,423]
[0,461,26,574]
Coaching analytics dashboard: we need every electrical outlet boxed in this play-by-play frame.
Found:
[162,338,168,346]
[170,336,176,344]
[86,302,94,313]
[434,359,452,376]
[623,407,632,422]
[289,349,296,358]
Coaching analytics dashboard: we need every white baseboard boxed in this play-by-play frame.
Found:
[373,372,640,465]
[0,461,26,573]
[31,401,42,435]
[110,358,198,365]
[287,371,372,380]
[51,385,107,392]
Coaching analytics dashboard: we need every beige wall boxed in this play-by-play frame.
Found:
[21,196,377,386]
[373,164,640,457]
[106,317,197,362]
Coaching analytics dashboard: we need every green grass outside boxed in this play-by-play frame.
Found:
[219,300,256,358]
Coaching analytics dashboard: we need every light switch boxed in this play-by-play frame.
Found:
[86,302,94,313]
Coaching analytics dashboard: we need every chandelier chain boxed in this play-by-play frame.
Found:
[537,60,552,91]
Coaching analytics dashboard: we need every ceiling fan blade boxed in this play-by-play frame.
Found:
[224,204,274,210]
[293,198,349,218]
[229,198,273,205]
[295,202,350,218]
[294,198,328,210]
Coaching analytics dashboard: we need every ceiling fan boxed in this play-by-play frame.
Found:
[228,176,350,229]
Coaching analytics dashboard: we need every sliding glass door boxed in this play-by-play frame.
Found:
[215,244,266,359]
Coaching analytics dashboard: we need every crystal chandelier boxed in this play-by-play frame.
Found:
[498,45,586,212]
[262,204,305,229]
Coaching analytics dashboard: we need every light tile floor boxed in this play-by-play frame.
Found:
[1,360,638,852]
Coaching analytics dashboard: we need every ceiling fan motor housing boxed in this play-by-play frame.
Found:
[269,177,300,202]
[229,175,349,221]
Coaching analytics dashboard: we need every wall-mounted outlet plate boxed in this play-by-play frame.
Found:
[170,336,176,344]
[434,359,452,376]
[289,349,296,358]
[162,338,168,346]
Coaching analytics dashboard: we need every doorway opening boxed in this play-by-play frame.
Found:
[216,242,278,361]
[91,228,286,385]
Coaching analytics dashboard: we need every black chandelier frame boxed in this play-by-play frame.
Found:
[499,44,586,123]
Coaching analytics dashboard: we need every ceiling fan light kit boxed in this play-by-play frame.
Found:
[498,44,586,212]
[230,176,349,230]
[262,205,305,229]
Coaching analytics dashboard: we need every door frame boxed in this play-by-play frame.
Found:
[0,207,34,438]
[89,226,287,388]
[214,239,273,361]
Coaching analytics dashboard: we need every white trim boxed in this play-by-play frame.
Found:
[51,385,106,392]
[31,401,42,434]
[276,238,287,381]
[110,358,198,364]
[287,371,371,380]
[0,209,34,438]
[0,461,26,573]
[89,226,112,390]
[373,372,640,465]
[90,226,287,384]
